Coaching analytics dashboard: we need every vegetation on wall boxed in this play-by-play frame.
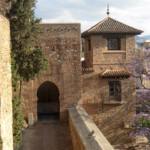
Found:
[8,0,47,148]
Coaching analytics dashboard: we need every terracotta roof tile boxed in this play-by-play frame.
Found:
[100,69,131,78]
[82,17,143,37]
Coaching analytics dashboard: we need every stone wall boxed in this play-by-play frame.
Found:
[126,35,136,62]
[80,73,101,106]
[83,35,135,72]
[81,33,136,145]
[22,23,82,121]
[80,73,136,145]
[81,73,135,104]
[69,106,114,150]
[0,15,13,150]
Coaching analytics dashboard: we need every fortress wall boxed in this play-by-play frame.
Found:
[22,23,82,121]
[80,73,136,145]
[0,15,13,150]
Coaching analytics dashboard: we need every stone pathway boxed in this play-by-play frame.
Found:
[20,119,73,150]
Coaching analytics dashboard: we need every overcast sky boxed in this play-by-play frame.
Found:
[35,0,150,35]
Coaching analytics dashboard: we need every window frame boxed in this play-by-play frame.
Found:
[107,38,121,50]
[108,80,121,101]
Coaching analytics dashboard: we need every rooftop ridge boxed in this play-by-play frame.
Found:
[82,16,143,36]
[87,17,109,32]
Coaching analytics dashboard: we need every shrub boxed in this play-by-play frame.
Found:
[13,96,24,149]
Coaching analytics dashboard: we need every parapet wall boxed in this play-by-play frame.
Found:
[69,106,114,150]
[0,15,13,150]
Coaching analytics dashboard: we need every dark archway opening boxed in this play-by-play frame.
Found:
[37,81,60,120]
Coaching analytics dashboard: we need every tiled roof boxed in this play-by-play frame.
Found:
[82,17,143,36]
[100,69,131,78]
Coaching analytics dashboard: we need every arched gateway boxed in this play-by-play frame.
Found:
[21,24,81,122]
[37,81,60,120]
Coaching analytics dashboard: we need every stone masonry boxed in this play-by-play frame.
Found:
[80,16,141,145]
[21,15,142,147]
[84,35,136,72]
[0,15,13,150]
[22,24,82,122]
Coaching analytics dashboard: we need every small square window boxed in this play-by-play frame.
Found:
[107,38,121,50]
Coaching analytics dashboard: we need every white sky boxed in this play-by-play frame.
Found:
[36,0,150,35]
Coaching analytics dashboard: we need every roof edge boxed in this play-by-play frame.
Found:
[82,17,143,37]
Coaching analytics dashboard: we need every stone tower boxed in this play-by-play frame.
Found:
[22,23,82,122]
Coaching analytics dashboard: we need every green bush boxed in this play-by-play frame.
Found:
[13,96,24,149]
[139,117,150,128]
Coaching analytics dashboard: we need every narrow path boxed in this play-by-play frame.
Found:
[21,119,73,150]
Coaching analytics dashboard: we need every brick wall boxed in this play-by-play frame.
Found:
[0,15,13,150]
[22,23,82,122]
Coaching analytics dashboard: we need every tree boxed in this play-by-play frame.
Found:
[9,0,47,89]
[8,0,47,148]
[132,49,150,90]
[121,48,150,140]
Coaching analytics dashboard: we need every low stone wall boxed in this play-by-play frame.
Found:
[0,15,13,150]
[68,106,114,150]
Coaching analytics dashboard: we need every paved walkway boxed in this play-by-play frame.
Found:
[21,119,73,150]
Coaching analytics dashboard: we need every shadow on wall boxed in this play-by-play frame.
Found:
[37,81,60,120]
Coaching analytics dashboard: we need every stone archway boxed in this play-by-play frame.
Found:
[37,81,60,120]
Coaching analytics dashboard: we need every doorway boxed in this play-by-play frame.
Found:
[37,81,60,120]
